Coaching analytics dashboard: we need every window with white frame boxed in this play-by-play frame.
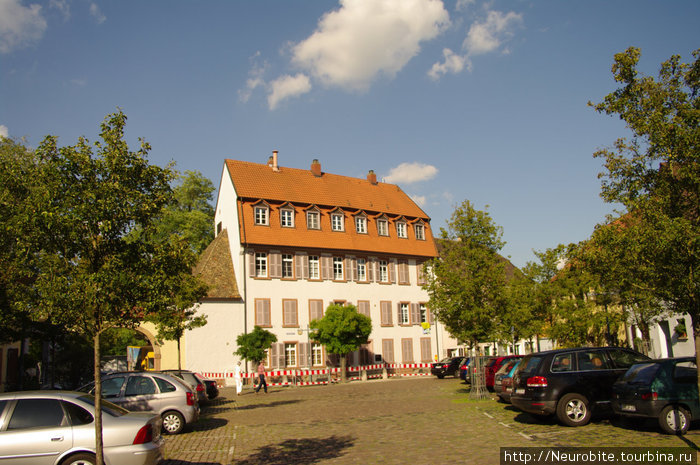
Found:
[357,258,367,281]
[309,256,320,279]
[355,216,367,234]
[332,213,344,231]
[396,221,407,238]
[420,303,428,323]
[282,254,294,278]
[399,303,410,325]
[255,252,267,277]
[307,210,320,230]
[254,205,268,225]
[378,260,388,282]
[333,257,344,280]
[281,209,294,228]
[377,219,388,236]
[285,343,297,367]
[312,343,323,366]
[415,223,425,240]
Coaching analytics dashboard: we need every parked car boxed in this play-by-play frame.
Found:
[612,357,699,434]
[511,347,651,427]
[494,359,521,403]
[486,355,523,391]
[459,357,472,382]
[160,369,209,405]
[79,371,199,434]
[0,390,164,465]
[199,375,219,400]
[431,357,464,379]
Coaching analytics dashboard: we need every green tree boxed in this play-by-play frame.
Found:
[153,170,215,255]
[589,48,699,374]
[28,111,185,465]
[235,326,278,365]
[309,304,371,383]
[424,200,508,349]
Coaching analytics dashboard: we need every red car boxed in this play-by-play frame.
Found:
[485,355,523,391]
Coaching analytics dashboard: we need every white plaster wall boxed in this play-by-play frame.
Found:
[185,301,245,373]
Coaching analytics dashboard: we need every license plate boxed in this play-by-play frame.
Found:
[515,388,525,395]
[621,404,636,412]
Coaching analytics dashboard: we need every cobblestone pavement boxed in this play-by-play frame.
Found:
[161,377,700,464]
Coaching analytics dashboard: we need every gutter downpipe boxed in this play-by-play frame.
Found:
[239,198,249,374]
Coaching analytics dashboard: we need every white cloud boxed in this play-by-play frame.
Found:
[455,0,475,12]
[89,2,106,24]
[239,55,268,103]
[384,162,438,184]
[409,193,427,207]
[463,10,522,56]
[267,73,312,110]
[0,0,47,53]
[49,0,70,21]
[0,124,8,138]
[428,47,469,80]
[290,0,449,91]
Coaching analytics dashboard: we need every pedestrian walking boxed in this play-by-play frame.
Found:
[255,361,268,394]
[234,361,243,396]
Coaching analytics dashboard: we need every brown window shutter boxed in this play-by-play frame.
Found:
[410,303,420,324]
[269,251,282,278]
[247,250,256,277]
[321,256,332,280]
[299,343,309,368]
[389,260,396,283]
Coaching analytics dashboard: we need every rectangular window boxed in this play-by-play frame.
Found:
[309,299,324,321]
[255,299,271,327]
[285,343,297,367]
[378,260,388,282]
[399,303,410,325]
[401,338,414,363]
[420,338,432,362]
[377,219,388,236]
[281,209,294,228]
[282,254,294,278]
[357,258,367,281]
[255,206,268,225]
[312,343,323,366]
[332,213,344,231]
[396,222,407,238]
[308,256,320,279]
[382,339,395,364]
[283,299,298,327]
[415,224,425,240]
[398,261,409,285]
[307,211,320,230]
[333,257,344,280]
[255,252,268,278]
[420,304,429,323]
[357,300,370,318]
[380,301,393,326]
[355,216,367,234]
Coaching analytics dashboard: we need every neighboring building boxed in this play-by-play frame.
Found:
[182,152,460,373]
[629,312,694,358]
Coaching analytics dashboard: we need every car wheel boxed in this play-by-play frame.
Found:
[437,374,444,379]
[61,452,96,465]
[659,405,690,435]
[556,393,591,427]
[162,410,185,434]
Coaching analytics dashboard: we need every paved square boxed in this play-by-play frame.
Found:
[161,377,700,464]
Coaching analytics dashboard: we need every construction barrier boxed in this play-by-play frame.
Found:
[200,363,432,388]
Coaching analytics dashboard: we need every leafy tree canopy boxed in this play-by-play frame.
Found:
[235,326,278,364]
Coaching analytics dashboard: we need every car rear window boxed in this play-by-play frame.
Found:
[518,356,543,375]
[619,363,660,384]
[486,358,498,368]
[608,348,651,369]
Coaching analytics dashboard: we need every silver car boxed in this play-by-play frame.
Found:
[81,371,199,434]
[0,390,163,465]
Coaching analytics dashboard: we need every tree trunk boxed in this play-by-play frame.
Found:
[693,311,700,404]
[340,355,347,383]
[93,332,105,465]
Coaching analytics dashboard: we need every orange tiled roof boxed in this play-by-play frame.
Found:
[225,159,438,258]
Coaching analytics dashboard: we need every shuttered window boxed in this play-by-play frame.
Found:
[398,303,410,325]
[380,301,392,326]
[255,299,271,327]
[382,339,395,364]
[357,300,370,319]
[309,299,324,322]
[420,338,432,362]
[401,338,414,363]
[268,251,281,278]
[321,256,332,280]
[398,261,409,285]
[410,303,421,325]
[283,299,298,327]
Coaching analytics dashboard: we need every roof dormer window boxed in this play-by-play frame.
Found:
[307,209,320,230]
[254,203,269,226]
[415,223,425,240]
[280,207,295,228]
[377,217,389,236]
[331,211,345,232]
[396,220,407,239]
[355,215,367,234]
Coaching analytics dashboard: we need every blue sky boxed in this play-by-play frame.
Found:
[1,0,698,268]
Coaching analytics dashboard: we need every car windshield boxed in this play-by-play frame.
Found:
[620,363,660,384]
[77,395,129,417]
[496,360,517,375]
[438,357,452,363]
[486,358,498,368]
